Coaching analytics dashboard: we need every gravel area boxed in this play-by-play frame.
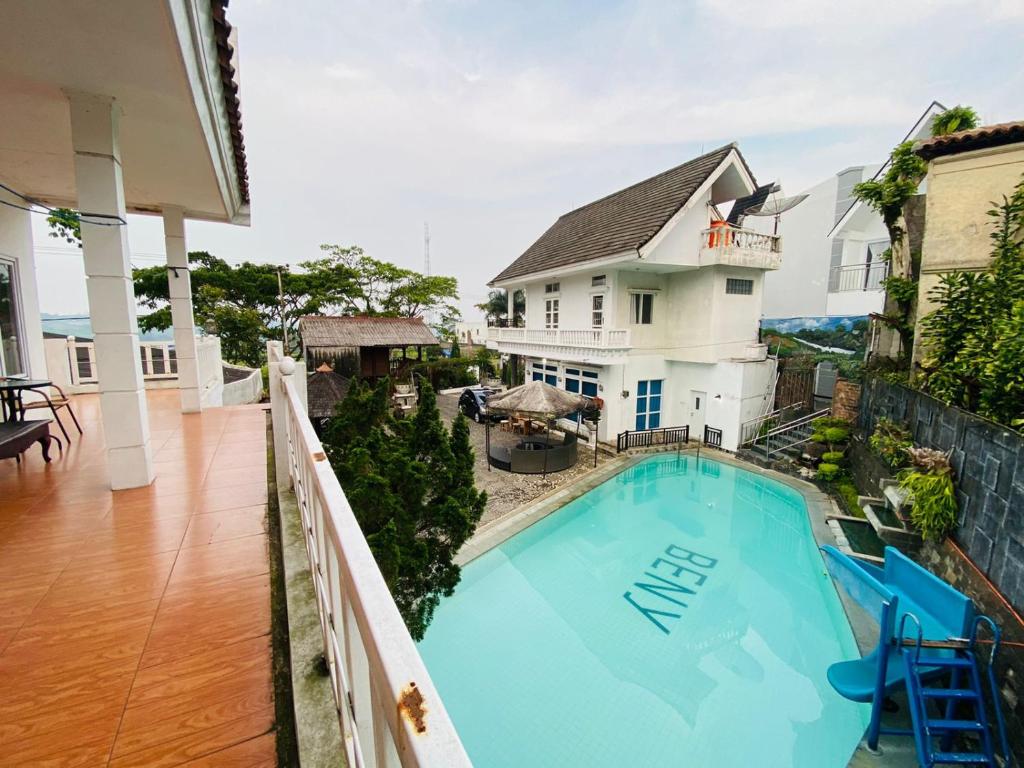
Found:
[437,392,612,526]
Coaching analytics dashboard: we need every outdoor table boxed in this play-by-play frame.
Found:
[0,378,53,422]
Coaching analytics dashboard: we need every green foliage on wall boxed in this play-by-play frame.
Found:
[919,176,1024,428]
[869,417,913,468]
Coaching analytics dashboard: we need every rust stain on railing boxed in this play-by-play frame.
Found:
[398,682,427,734]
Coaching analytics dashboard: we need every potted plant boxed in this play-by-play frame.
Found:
[898,447,958,541]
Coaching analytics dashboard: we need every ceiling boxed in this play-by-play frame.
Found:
[0,1,246,223]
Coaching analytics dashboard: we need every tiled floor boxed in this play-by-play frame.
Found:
[0,390,277,767]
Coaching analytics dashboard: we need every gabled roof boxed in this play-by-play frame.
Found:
[915,121,1024,161]
[299,316,438,348]
[491,144,752,284]
[828,100,947,239]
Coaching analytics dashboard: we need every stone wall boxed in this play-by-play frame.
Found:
[859,377,1024,612]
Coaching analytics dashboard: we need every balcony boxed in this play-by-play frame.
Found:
[829,261,888,293]
[486,326,632,363]
[698,225,782,270]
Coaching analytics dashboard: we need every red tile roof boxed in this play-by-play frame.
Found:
[211,1,249,203]
[915,121,1024,161]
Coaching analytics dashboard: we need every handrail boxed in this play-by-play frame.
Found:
[829,261,888,292]
[739,401,803,446]
[616,425,689,453]
[278,371,471,767]
[700,224,780,253]
[761,407,830,441]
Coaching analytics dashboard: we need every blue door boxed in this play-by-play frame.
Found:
[635,380,663,430]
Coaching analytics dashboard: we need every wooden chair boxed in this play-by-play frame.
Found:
[21,384,82,443]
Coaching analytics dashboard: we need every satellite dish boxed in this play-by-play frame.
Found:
[743,193,809,235]
[744,194,809,217]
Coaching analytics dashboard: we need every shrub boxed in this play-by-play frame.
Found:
[413,358,476,391]
[822,451,845,463]
[812,416,851,431]
[899,468,957,541]
[810,432,825,444]
[817,463,841,482]
[822,427,850,444]
[835,478,863,518]
[869,417,912,468]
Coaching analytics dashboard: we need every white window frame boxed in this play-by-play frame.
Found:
[545,297,559,329]
[591,274,606,287]
[0,257,28,377]
[629,291,654,325]
[544,282,560,294]
[591,293,604,328]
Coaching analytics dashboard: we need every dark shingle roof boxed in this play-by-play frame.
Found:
[307,365,351,419]
[299,316,438,348]
[726,183,780,225]
[915,121,1024,161]
[491,144,750,284]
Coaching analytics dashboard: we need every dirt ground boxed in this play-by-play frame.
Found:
[437,392,612,525]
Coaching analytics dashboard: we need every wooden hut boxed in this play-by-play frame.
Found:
[298,316,438,381]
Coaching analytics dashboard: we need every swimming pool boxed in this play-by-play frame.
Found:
[419,455,867,767]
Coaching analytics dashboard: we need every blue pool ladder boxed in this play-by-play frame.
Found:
[898,614,1011,767]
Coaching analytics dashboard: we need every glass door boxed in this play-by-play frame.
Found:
[0,260,26,377]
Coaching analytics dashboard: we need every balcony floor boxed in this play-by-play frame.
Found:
[0,390,276,766]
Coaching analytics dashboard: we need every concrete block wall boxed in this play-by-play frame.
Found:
[859,378,1024,612]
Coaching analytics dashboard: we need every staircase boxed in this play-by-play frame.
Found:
[747,407,830,458]
[900,614,1011,767]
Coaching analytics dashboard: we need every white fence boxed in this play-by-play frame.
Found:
[829,261,888,292]
[268,342,471,768]
[700,224,780,253]
[44,335,226,399]
[487,326,631,349]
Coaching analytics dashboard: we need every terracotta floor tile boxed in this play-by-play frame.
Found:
[165,534,268,593]
[0,390,273,763]
[109,706,275,768]
[179,731,277,767]
[182,506,266,547]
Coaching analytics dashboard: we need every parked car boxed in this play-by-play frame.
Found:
[458,387,497,423]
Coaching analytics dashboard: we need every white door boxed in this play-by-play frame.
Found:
[689,390,706,442]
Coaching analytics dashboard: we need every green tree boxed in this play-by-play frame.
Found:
[476,288,524,327]
[853,105,980,364]
[919,176,1024,427]
[930,105,979,137]
[323,380,486,640]
[449,337,461,358]
[46,208,81,246]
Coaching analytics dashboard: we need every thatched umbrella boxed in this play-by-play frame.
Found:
[483,380,592,478]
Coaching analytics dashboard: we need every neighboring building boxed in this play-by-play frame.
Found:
[911,120,1024,361]
[761,102,946,321]
[298,315,438,379]
[487,144,778,451]
[455,320,487,347]
[0,1,251,488]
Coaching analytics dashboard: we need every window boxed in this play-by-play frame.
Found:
[531,361,557,385]
[635,379,663,430]
[591,294,604,328]
[591,274,606,287]
[544,282,560,294]
[725,278,753,295]
[545,298,559,328]
[0,260,26,376]
[630,292,654,325]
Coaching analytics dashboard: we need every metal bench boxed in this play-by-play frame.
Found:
[0,420,56,463]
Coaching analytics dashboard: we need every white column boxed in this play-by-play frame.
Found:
[68,92,154,489]
[163,207,201,413]
[506,288,514,325]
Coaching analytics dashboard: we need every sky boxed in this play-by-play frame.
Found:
[32,0,1024,320]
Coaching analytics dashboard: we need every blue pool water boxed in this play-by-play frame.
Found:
[419,455,867,767]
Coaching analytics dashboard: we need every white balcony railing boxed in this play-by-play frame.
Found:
[487,326,631,349]
[68,338,178,384]
[699,225,782,269]
[268,343,471,768]
[829,261,888,292]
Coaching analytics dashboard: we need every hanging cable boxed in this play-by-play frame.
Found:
[0,180,127,227]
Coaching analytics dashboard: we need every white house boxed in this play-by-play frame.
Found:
[455,320,487,347]
[487,144,778,452]
[0,0,250,488]
[761,102,946,321]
